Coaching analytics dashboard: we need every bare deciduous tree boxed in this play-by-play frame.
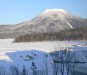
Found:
[0,66,6,75]
[10,66,20,75]
[21,66,28,75]
[50,47,78,75]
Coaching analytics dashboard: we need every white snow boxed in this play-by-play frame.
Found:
[0,39,87,74]
[1,39,87,53]
[44,9,66,13]
[61,17,73,29]
[40,9,68,17]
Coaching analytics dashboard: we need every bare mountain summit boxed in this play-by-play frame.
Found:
[0,9,87,38]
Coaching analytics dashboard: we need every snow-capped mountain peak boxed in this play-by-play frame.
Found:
[40,9,68,16]
[44,9,66,13]
[0,9,87,38]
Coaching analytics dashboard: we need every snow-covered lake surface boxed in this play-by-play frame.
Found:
[0,39,87,61]
[0,39,87,52]
[0,39,87,74]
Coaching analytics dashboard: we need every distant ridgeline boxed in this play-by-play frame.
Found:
[14,26,87,42]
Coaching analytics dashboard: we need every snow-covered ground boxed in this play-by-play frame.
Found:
[0,39,87,63]
[0,39,87,53]
[0,39,87,74]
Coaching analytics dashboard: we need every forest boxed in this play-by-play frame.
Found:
[14,26,87,42]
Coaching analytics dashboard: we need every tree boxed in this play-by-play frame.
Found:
[50,47,77,75]
[0,66,6,75]
[10,66,20,75]
[21,66,28,75]
[44,54,48,75]
[31,62,37,75]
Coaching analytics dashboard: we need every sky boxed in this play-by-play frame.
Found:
[0,0,87,24]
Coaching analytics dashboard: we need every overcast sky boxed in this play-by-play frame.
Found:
[0,0,87,24]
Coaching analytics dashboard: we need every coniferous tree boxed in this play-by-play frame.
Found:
[31,62,37,75]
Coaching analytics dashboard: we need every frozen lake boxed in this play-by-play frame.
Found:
[0,39,87,53]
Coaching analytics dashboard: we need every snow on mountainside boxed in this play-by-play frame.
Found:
[0,9,87,38]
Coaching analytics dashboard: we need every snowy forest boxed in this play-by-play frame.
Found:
[14,26,87,42]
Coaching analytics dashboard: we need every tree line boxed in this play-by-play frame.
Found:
[14,26,87,42]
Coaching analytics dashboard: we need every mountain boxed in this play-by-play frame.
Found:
[0,9,87,38]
